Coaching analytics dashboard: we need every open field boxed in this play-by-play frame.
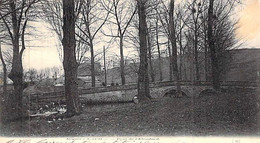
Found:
[0,88,259,137]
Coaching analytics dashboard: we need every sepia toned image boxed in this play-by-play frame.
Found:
[0,0,259,142]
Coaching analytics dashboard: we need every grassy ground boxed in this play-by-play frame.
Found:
[0,88,259,137]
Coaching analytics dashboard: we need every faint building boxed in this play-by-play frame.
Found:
[53,75,85,87]
[52,62,102,88]
[77,62,102,87]
[77,62,101,77]
[220,48,260,82]
[100,48,260,83]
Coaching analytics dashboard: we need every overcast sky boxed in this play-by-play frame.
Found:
[4,0,260,71]
[236,0,260,46]
[23,21,62,70]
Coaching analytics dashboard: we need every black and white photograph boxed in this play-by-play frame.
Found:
[0,0,259,142]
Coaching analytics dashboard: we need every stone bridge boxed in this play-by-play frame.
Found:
[79,81,258,102]
[26,81,259,104]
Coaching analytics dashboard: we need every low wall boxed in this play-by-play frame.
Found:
[24,81,259,107]
[80,89,138,103]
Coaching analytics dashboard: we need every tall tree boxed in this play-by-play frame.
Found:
[147,27,155,82]
[208,0,220,90]
[41,0,88,65]
[169,0,181,95]
[0,41,7,94]
[77,0,111,87]
[211,0,241,79]
[186,0,207,81]
[137,0,150,100]
[102,0,136,85]
[62,0,81,115]
[167,40,173,80]
[175,4,186,81]
[155,15,163,81]
[201,0,240,82]
[0,0,39,121]
[155,0,179,81]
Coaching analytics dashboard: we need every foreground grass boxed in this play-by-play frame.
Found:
[0,88,259,136]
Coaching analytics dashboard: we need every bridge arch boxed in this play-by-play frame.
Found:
[162,87,191,97]
[160,86,214,98]
[198,88,215,97]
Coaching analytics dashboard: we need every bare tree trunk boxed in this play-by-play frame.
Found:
[169,0,177,80]
[1,0,38,123]
[157,43,162,81]
[80,0,109,88]
[194,27,200,81]
[204,23,209,81]
[204,46,208,80]
[103,46,107,86]
[179,46,183,81]
[208,0,220,90]
[178,26,183,81]
[0,42,7,94]
[167,40,173,81]
[90,40,95,87]
[110,0,136,85]
[8,0,24,121]
[169,0,181,95]
[119,36,126,85]
[62,0,81,116]
[0,41,7,124]
[137,0,150,101]
[147,29,155,82]
[184,54,187,80]
[155,20,162,81]
[205,40,211,81]
[203,17,211,81]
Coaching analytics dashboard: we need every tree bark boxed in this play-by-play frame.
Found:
[147,28,155,82]
[137,0,150,101]
[112,1,136,86]
[0,41,7,124]
[167,40,173,81]
[7,0,24,121]
[119,36,126,85]
[204,22,210,81]
[103,46,107,86]
[178,24,183,81]
[155,20,162,81]
[169,0,177,80]
[169,0,181,95]
[194,26,200,81]
[205,40,211,81]
[84,15,95,87]
[90,40,95,87]
[0,42,7,94]
[62,0,81,116]
[208,0,220,90]
[179,43,183,81]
